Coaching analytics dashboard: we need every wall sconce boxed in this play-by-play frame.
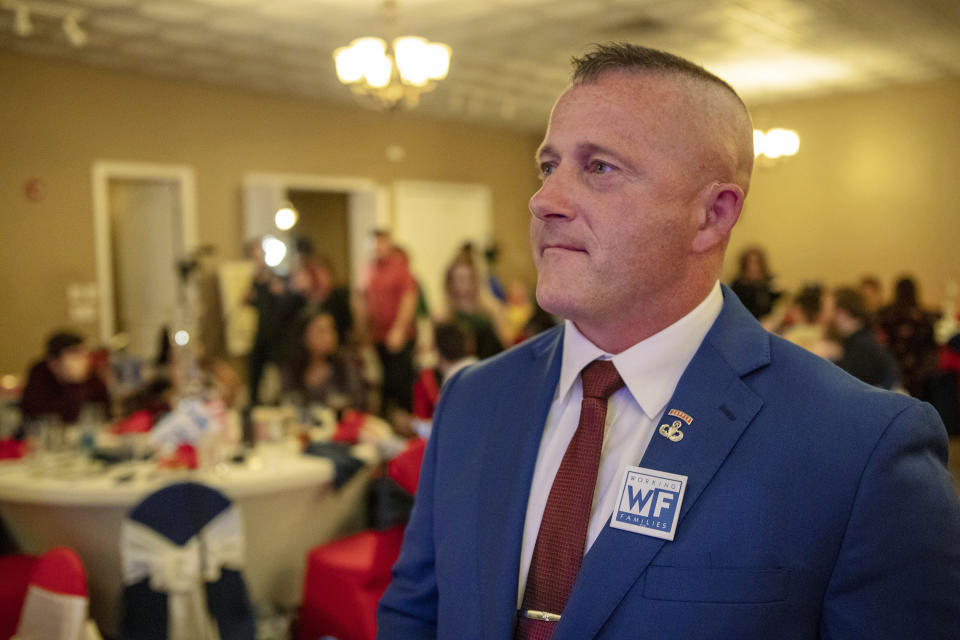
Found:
[754,128,800,159]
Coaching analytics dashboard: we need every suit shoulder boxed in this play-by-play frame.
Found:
[761,331,917,419]
[454,326,561,386]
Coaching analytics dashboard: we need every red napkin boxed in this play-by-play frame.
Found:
[110,410,153,434]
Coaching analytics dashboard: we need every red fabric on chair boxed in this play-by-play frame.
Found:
[0,554,37,640]
[411,369,440,420]
[387,438,426,495]
[29,548,88,597]
[333,410,367,444]
[16,548,90,640]
[298,525,406,640]
[0,439,26,460]
[298,435,427,640]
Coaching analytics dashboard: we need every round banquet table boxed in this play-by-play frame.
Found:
[0,447,375,637]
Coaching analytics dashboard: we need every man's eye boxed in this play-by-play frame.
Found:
[590,160,613,174]
[539,163,555,178]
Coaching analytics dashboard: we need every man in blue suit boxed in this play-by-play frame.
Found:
[378,43,960,639]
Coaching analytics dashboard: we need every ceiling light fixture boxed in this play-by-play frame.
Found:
[333,0,451,111]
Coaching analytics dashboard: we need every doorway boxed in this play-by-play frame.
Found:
[392,180,493,316]
[287,189,351,285]
[92,162,196,359]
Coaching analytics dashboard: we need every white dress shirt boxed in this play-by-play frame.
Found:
[517,281,724,605]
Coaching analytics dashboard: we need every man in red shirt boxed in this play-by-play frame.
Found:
[364,230,418,416]
[20,331,110,424]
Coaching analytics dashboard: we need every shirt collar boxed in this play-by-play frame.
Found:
[558,280,724,420]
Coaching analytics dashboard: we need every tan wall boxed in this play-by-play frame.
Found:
[728,77,960,311]
[0,52,542,375]
[2,50,958,376]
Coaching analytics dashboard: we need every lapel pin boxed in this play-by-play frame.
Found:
[658,408,693,442]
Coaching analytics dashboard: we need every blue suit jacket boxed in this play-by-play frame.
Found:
[378,289,960,639]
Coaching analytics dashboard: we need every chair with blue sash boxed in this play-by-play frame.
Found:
[119,482,255,640]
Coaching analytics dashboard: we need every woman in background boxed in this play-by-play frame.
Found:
[876,276,940,398]
[730,246,781,320]
[441,257,505,360]
[284,312,367,412]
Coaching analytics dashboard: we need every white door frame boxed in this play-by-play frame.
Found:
[91,161,197,344]
[241,172,388,287]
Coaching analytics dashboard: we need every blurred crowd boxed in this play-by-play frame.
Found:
[5,238,959,441]
[730,246,960,431]
[2,229,558,444]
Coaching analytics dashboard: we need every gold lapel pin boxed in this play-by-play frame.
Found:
[659,409,693,442]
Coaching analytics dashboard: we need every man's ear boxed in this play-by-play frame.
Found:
[692,182,744,253]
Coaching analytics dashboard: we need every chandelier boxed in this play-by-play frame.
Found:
[333,1,451,111]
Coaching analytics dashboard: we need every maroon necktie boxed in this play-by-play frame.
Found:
[516,360,625,640]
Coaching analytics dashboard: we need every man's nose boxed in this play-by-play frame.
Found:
[529,170,576,221]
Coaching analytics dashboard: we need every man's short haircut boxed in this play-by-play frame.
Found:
[434,322,469,362]
[834,287,870,324]
[571,42,741,101]
[46,331,84,359]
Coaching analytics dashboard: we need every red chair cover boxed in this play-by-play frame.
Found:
[298,526,405,640]
[30,548,88,597]
[298,439,426,640]
[412,369,440,420]
[0,439,25,460]
[0,554,37,639]
[387,438,426,495]
[332,410,366,444]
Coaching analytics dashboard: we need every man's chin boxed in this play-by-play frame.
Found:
[535,284,582,322]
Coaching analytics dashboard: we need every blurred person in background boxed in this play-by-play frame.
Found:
[20,331,110,423]
[283,312,367,412]
[830,287,901,390]
[859,275,885,317]
[729,245,781,320]
[779,283,839,360]
[877,275,940,398]
[411,321,477,440]
[504,279,535,344]
[244,237,296,405]
[363,229,418,416]
[441,257,506,360]
[483,242,508,303]
[290,237,354,345]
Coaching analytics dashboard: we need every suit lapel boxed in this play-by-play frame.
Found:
[555,289,770,639]
[477,327,565,639]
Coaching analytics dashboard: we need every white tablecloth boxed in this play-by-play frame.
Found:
[0,447,376,637]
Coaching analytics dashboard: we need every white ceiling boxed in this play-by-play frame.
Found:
[2,0,959,131]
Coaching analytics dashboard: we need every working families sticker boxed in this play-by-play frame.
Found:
[610,466,687,541]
